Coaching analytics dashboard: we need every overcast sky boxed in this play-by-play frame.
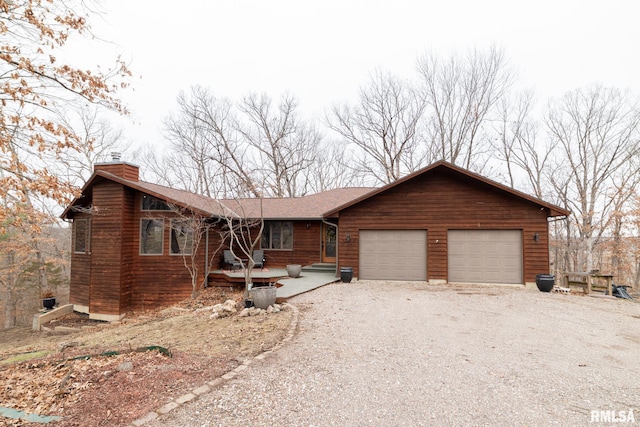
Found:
[65,0,639,151]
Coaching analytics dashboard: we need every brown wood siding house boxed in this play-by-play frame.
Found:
[62,161,372,320]
[324,162,570,285]
[62,159,569,320]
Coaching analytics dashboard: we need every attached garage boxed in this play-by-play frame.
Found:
[359,230,427,281]
[325,161,570,286]
[448,230,523,284]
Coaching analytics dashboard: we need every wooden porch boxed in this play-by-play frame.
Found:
[208,268,288,286]
[207,264,340,302]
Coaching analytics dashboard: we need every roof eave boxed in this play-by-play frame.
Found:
[61,171,216,219]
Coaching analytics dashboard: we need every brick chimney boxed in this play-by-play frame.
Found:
[94,152,139,181]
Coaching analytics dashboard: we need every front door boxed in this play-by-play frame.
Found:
[322,223,337,263]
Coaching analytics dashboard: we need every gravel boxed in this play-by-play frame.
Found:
[147,281,640,426]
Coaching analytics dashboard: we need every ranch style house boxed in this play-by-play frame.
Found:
[62,159,570,320]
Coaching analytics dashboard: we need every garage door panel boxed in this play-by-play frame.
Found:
[360,230,427,281]
[448,230,522,284]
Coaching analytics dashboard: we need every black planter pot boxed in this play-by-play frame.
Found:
[535,274,555,292]
[42,297,56,310]
[340,267,353,283]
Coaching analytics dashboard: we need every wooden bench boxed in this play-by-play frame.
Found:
[563,272,613,296]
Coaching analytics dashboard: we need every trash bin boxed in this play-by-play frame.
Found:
[340,267,353,283]
[535,274,555,292]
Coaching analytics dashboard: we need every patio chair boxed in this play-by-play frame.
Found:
[223,250,242,271]
[253,249,265,270]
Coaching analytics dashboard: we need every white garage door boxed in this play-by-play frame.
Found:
[359,230,427,281]
[448,230,522,284]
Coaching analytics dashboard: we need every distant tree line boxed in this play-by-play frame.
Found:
[139,46,640,286]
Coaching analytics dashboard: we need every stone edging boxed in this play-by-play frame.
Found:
[130,303,300,426]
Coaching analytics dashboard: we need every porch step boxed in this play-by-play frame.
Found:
[302,263,336,273]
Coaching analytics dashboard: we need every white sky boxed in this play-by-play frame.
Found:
[65,0,640,151]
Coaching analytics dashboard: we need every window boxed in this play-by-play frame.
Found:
[140,219,164,255]
[261,221,293,250]
[141,194,170,211]
[73,218,90,253]
[170,219,193,255]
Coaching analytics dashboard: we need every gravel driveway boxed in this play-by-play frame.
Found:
[149,281,640,426]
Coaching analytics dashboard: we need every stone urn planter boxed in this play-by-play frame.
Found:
[250,285,277,309]
[286,264,302,278]
[535,274,555,292]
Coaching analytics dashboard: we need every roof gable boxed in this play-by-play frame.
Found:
[322,161,571,218]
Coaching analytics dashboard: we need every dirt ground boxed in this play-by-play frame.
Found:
[0,287,293,427]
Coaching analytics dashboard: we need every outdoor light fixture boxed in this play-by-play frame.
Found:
[346,232,351,242]
[306,222,310,229]
[533,232,539,242]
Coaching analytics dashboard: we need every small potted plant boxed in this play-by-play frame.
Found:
[42,290,56,310]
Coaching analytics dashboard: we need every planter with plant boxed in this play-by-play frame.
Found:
[41,291,56,310]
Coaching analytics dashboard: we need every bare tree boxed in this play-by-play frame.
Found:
[166,205,211,299]
[155,87,326,198]
[492,90,557,198]
[306,140,364,193]
[238,93,320,197]
[215,199,264,299]
[326,69,425,185]
[545,86,640,272]
[133,145,181,189]
[602,159,640,283]
[161,87,253,197]
[417,45,514,170]
[53,104,126,185]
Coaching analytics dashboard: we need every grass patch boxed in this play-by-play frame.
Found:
[0,350,50,366]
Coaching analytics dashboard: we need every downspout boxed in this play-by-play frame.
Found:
[204,224,210,288]
[321,218,339,277]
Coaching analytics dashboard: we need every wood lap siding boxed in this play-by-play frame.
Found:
[130,193,206,311]
[85,183,206,315]
[90,181,126,315]
[69,227,91,307]
[261,222,323,267]
[206,222,323,270]
[337,170,550,283]
[119,188,136,313]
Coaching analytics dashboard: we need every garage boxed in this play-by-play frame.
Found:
[359,230,427,280]
[448,230,523,284]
